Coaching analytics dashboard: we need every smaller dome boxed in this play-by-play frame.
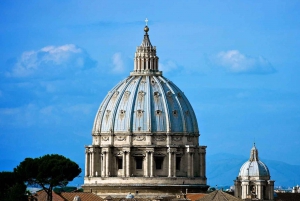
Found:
[239,144,270,177]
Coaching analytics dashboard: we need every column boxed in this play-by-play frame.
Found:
[234,180,240,198]
[172,153,176,177]
[257,184,263,200]
[123,152,126,177]
[89,151,93,176]
[190,153,194,177]
[268,181,274,200]
[145,151,149,177]
[168,151,172,177]
[102,152,106,177]
[85,149,89,177]
[126,151,130,177]
[241,182,249,199]
[150,151,154,177]
[105,151,109,177]
[187,153,191,177]
[92,151,95,176]
[200,147,206,178]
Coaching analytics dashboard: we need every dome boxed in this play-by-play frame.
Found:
[238,144,270,177]
[83,22,208,196]
[92,75,198,134]
[92,26,199,136]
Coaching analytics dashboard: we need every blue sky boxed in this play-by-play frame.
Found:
[1,1,300,185]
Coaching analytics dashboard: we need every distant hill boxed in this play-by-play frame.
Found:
[206,153,300,188]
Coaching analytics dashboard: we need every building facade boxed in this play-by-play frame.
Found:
[234,144,275,200]
[82,24,208,197]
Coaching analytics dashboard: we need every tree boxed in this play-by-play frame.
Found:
[14,154,81,201]
[0,171,27,201]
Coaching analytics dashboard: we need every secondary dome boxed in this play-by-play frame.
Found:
[92,26,199,135]
[238,144,270,177]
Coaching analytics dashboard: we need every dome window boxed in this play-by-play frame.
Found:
[106,110,111,119]
[120,110,126,118]
[173,110,178,116]
[154,91,160,97]
[137,109,144,118]
[185,111,189,115]
[138,91,145,102]
[156,110,162,115]
[167,91,172,97]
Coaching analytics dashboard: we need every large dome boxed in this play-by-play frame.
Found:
[83,23,208,196]
[92,75,199,134]
[238,144,270,177]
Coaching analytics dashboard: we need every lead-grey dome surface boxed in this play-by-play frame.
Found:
[238,144,270,177]
[92,75,199,134]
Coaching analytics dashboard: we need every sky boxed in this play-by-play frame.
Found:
[1,1,300,186]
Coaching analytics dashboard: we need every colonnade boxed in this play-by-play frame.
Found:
[85,146,207,178]
[234,180,274,200]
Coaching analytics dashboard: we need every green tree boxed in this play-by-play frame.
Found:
[0,171,27,201]
[14,154,81,201]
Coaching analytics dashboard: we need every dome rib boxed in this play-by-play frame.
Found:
[110,78,134,134]
[159,76,187,133]
[128,76,142,133]
[168,80,199,133]
[153,76,171,133]
[92,78,133,134]
[146,76,152,132]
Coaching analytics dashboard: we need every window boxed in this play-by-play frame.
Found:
[176,157,181,170]
[155,157,163,169]
[136,157,143,169]
[118,158,123,169]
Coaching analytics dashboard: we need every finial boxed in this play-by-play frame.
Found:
[144,18,149,33]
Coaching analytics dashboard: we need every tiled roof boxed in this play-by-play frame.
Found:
[31,190,65,201]
[60,192,103,201]
[275,193,300,201]
[186,193,207,201]
[195,191,242,201]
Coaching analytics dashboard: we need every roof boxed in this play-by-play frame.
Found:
[31,190,103,201]
[239,144,270,177]
[275,193,300,201]
[92,75,199,135]
[60,192,103,201]
[186,193,207,201]
[195,190,242,201]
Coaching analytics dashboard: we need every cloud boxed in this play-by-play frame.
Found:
[211,50,275,74]
[111,53,125,73]
[6,44,97,78]
[159,60,178,73]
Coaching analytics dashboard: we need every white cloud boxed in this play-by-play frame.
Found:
[111,53,125,73]
[212,50,275,74]
[159,60,178,73]
[6,44,96,77]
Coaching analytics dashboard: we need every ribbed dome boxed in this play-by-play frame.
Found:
[92,75,199,134]
[92,25,199,135]
[239,144,270,177]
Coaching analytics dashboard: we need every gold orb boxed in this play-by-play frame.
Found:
[144,26,149,32]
